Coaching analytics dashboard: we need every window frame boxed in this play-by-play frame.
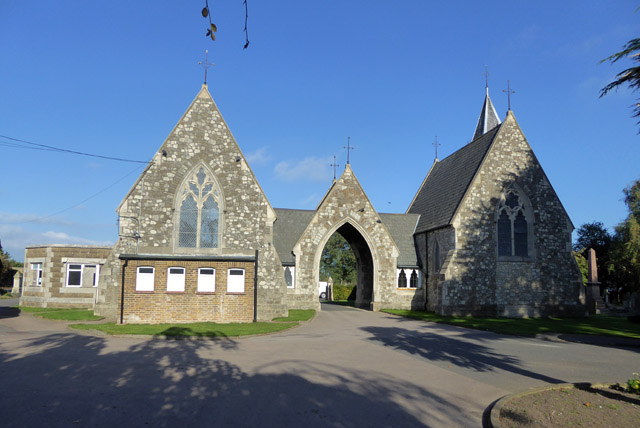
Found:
[197,267,216,293]
[136,266,155,292]
[166,267,186,293]
[227,268,245,293]
[30,262,43,286]
[65,264,83,287]
[175,165,223,253]
[496,186,535,261]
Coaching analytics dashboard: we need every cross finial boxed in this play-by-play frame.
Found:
[198,50,215,85]
[433,135,441,161]
[330,155,340,180]
[343,136,354,165]
[503,80,516,111]
[484,65,489,89]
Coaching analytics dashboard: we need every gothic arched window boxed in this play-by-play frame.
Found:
[177,166,221,249]
[398,269,407,288]
[497,188,531,257]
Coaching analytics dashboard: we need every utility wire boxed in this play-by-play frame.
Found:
[0,163,148,225]
[0,134,150,164]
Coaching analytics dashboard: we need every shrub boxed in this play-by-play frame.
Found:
[628,373,640,395]
[332,284,356,301]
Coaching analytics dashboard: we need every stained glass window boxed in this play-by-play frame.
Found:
[497,188,530,257]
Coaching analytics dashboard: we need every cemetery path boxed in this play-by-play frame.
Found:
[0,303,637,428]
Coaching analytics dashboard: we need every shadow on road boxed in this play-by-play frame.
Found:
[0,331,455,427]
[0,306,19,319]
[361,325,565,384]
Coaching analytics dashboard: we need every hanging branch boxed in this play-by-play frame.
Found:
[201,1,250,49]
[202,0,217,40]
[243,0,250,49]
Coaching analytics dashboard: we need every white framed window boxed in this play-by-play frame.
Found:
[397,268,422,289]
[227,268,245,293]
[197,268,216,292]
[136,267,155,292]
[284,266,295,288]
[65,263,100,288]
[66,264,83,287]
[30,262,43,286]
[167,267,186,292]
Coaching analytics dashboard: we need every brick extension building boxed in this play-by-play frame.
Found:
[21,84,585,322]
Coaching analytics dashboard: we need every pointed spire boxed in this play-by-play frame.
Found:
[472,84,501,141]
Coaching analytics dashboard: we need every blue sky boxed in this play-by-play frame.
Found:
[1,1,638,261]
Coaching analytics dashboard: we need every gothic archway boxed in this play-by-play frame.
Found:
[315,221,375,309]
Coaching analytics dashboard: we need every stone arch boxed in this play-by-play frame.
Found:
[312,217,379,309]
[173,163,224,253]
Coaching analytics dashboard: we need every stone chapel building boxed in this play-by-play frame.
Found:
[20,83,585,322]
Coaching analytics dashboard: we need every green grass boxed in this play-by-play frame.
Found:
[0,293,16,299]
[272,309,315,322]
[69,321,298,337]
[17,306,103,321]
[382,310,640,339]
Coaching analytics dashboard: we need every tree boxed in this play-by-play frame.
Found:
[609,178,640,294]
[573,221,613,287]
[600,37,640,131]
[320,233,356,285]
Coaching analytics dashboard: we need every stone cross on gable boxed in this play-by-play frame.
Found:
[503,80,516,111]
[198,50,215,85]
[330,155,340,180]
[343,136,354,164]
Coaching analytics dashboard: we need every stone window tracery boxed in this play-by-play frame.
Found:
[497,188,531,257]
[177,166,221,249]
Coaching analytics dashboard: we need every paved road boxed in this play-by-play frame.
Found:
[0,303,637,427]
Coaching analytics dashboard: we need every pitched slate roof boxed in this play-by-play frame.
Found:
[472,87,501,141]
[272,208,315,265]
[408,126,500,233]
[379,213,420,267]
[272,208,420,267]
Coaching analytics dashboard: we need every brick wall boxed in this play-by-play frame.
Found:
[120,259,254,324]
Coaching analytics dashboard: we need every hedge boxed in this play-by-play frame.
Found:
[332,284,356,301]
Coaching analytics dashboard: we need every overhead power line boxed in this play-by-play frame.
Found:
[0,134,150,164]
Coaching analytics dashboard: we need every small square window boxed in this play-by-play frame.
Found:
[66,264,83,287]
[227,268,245,293]
[167,267,185,292]
[136,267,155,292]
[198,268,216,292]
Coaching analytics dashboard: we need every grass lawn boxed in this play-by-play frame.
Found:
[272,309,315,322]
[70,321,299,337]
[0,293,16,300]
[17,306,103,321]
[382,310,640,339]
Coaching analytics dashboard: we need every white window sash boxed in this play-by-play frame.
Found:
[167,267,186,292]
[197,268,216,292]
[136,267,155,292]
[227,269,245,293]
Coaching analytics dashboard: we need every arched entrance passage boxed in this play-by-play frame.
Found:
[316,221,375,309]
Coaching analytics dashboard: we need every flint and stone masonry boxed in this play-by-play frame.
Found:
[22,84,585,322]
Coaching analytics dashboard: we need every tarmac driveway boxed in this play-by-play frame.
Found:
[0,303,638,428]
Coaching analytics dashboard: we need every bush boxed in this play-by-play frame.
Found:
[332,284,356,301]
[628,373,640,395]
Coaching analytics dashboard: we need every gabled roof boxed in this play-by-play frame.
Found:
[378,213,420,267]
[272,208,315,265]
[272,209,421,267]
[472,87,501,141]
[408,126,500,233]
